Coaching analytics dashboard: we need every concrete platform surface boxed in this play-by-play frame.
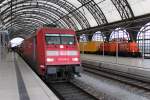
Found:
[0,47,59,100]
[81,54,150,69]
[81,54,150,80]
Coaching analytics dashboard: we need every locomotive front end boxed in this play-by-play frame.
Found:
[44,31,81,80]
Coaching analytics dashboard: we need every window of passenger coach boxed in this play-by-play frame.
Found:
[109,28,130,41]
[137,22,150,56]
[92,31,104,41]
[45,34,75,45]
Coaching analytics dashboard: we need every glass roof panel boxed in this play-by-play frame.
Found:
[46,1,69,13]
[1,0,150,33]
[66,0,97,27]
[95,0,121,23]
[69,15,82,30]
[127,0,150,16]
[80,7,98,27]
[0,0,9,7]
[66,0,82,7]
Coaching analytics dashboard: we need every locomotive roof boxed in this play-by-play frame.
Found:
[37,27,76,34]
[25,27,76,39]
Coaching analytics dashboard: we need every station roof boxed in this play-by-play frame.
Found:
[0,0,150,37]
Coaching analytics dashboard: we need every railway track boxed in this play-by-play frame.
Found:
[82,63,150,91]
[47,82,99,100]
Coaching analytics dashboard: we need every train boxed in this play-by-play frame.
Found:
[18,27,81,81]
[79,38,141,57]
[79,41,102,53]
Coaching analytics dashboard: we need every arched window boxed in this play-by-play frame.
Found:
[79,34,88,42]
[10,37,24,47]
[137,22,150,56]
[92,31,104,41]
[109,28,130,41]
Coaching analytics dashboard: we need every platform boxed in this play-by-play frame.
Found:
[0,47,59,100]
[81,54,150,81]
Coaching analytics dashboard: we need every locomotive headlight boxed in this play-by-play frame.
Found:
[40,65,45,68]
[60,45,64,48]
[72,57,79,61]
[47,58,54,62]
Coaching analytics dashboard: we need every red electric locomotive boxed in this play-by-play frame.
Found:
[19,27,81,81]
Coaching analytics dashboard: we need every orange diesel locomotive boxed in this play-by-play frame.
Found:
[19,27,81,81]
[99,38,141,57]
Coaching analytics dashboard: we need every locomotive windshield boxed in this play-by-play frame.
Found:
[45,34,75,45]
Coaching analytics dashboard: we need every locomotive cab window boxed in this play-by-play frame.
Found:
[45,34,60,44]
[45,34,75,45]
[61,34,75,45]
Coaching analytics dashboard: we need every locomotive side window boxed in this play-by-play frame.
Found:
[45,34,75,45]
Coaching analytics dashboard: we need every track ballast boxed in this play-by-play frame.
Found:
[48,82,98,100]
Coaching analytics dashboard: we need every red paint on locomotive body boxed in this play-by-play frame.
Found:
[19,27,80,78]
